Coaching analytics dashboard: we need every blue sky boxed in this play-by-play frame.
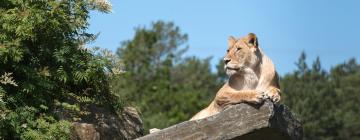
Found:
[88,0,360,75]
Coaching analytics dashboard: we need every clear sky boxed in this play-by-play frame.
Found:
[88,0,360,75]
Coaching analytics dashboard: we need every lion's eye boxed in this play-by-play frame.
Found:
[226,49,229,53]
[236,48,241,51]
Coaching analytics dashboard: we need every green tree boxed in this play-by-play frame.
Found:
[281,52,360,140]
[0,0,120,139]
[115,21,219,132]
[329,58,360,140]
[294,51,309,76]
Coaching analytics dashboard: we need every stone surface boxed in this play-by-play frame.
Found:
[71,123,100,140]
[137,100,302,140]
[70,106,144,140]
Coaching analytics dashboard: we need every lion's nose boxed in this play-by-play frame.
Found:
[224,58,231,64]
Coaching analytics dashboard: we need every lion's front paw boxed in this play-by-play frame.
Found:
[265,88,281,103]
[270,93,281,103]
[247,90,266,104]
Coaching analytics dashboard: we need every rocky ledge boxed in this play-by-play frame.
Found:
[137,100,303,140]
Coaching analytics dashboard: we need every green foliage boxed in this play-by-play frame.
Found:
[0,0,119,139]
[281,53,360,140]
[114,21,221,132]
[0,106,71,139]
[21,120,71,140]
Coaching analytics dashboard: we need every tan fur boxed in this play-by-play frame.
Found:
[190,33,281,121]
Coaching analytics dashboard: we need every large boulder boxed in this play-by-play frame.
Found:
[71,123,100,140]
[70,106,144,140]
[137,100,302,140]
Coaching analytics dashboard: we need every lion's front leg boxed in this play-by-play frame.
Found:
[215,90,266,108]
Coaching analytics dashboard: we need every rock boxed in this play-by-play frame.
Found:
[70,106,144,140]
[119,107,145,139]
[71,123,100,140]
[137,100,302,140]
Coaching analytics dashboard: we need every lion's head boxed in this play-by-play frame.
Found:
[224,33,262,76]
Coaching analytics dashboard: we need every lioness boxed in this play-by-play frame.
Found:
[190,33,281,120]
[149,33,280,133]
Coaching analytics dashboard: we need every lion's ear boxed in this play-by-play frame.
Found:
[247,33,258,48]
[228,36,237,46]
